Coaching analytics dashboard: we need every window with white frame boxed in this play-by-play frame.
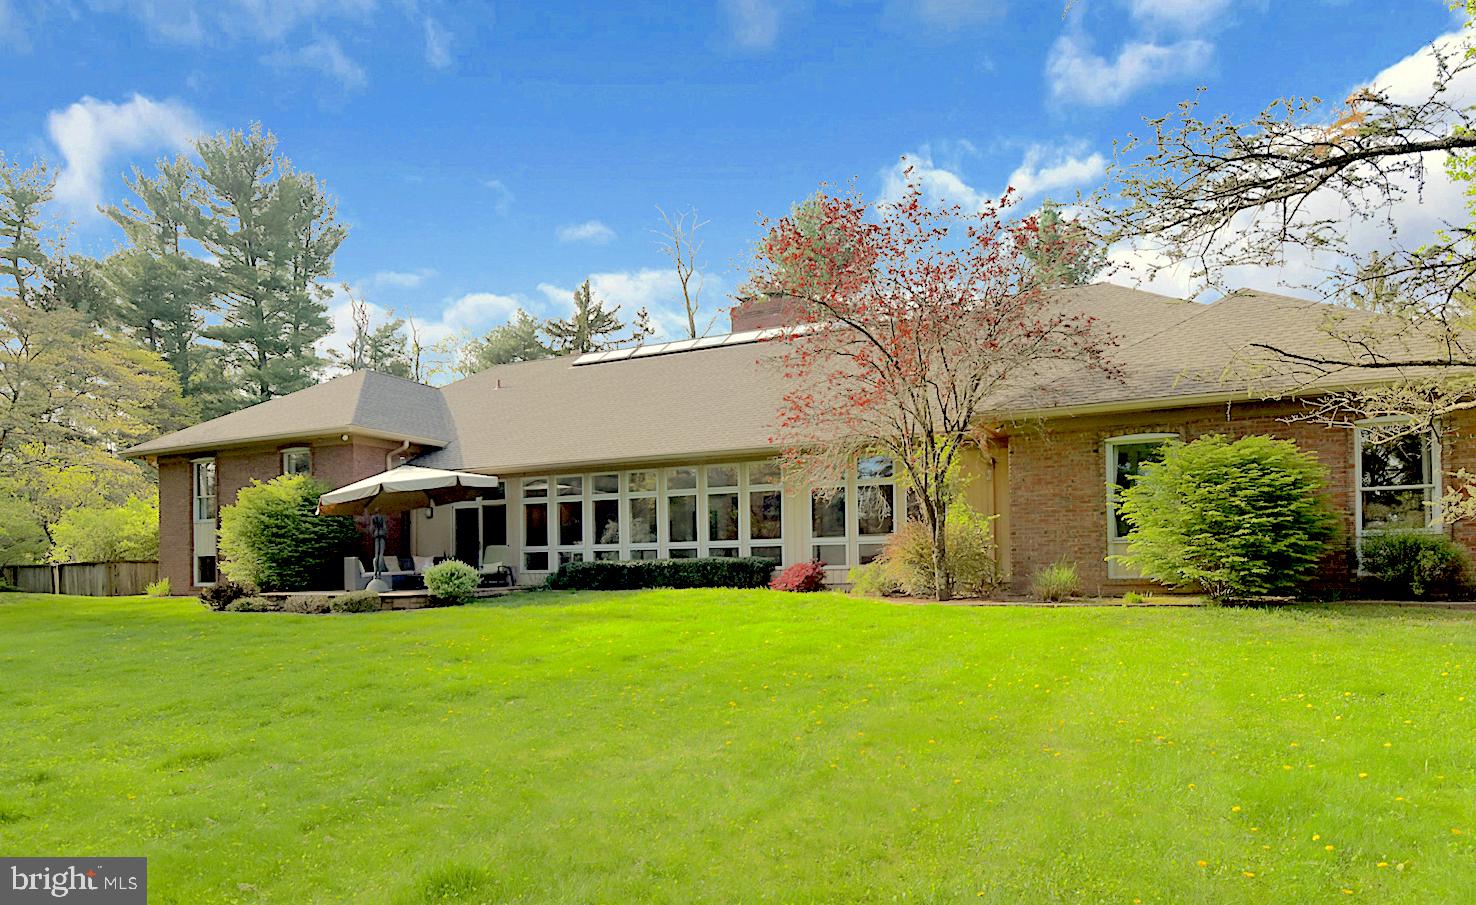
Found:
[745,460,784,562]
[591,473,621,560]
[522,477,550,572]
[193,459,216,522]
[666,466,699,558]
[626,470,659,560]
[281,446,312,476]
[1105,434,1177,579]
[1357,425,1440,534]
[555,475,585,566]
[810,487,847,566]
[855,455,896,565]
[705,464,741,558]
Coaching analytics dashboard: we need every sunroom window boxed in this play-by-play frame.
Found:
[1358,427,1439,533]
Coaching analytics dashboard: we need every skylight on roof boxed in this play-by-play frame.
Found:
[571,327,782,365]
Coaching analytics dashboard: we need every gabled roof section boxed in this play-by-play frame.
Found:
[124,370,454,458]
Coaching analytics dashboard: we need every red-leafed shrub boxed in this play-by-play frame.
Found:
[769,560,827,593]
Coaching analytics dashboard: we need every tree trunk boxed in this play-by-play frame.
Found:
[931,500,952,602]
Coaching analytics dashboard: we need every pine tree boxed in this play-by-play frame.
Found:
[1020,200,1106,289]
[544,279,653,355]
[0,155,50,309]
[104,156,217,401]
[191,126,344,408]
[459,308,552,373]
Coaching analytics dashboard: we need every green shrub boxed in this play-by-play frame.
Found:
[0,576,18,593]
[282,594,333,614]
[1122,591,1146,605]
[217,475,361,592]
[546,557,777,591]
[198,580,253,611]
[425,560,480,604]
[329,589,383,613]
[1114,434,1338,601]
[1360,531,1471,599]
[144,577,171,597]
[50,495,159,563]
[1031,560,1081,601]
[226,595,281,612]
[848,507,998,598]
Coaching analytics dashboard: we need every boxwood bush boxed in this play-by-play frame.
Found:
[425,560,481,604]
[218,475,361,592]
[546,556,778,591]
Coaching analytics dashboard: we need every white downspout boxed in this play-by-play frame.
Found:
[387,439,411,472]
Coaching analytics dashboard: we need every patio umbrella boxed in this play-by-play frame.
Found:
[316,465,500,517]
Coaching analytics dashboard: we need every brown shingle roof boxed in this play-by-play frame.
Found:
[124,370,454,458]
[127,283,1452,468]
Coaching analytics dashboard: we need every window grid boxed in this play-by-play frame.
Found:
[1355,425,1441,536]
[512,461,787,571]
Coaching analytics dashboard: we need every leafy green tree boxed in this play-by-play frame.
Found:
[1020,200,1106,288]
[217,475,360,591]
[459,308,552,372]
[0,490,48,566]
[50,496,159,563]
[0,156,184,553]
[544,279,653,354]
[191,126,345,408]
[1114,435,1338,600]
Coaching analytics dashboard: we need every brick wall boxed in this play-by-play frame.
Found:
[157,456,194,593]
[1005,399,1368,595]
[155,435,418,591]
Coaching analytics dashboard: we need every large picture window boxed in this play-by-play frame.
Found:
[1357,426,1439,534]
[1105,434,1177,579]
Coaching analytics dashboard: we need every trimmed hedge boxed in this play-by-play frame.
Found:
[546,556,778,591]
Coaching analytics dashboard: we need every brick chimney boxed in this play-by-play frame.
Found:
[729,293,809,333]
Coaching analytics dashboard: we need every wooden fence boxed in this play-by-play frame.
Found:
[2,561,160,597]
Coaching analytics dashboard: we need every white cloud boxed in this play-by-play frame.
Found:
[90,0,375,44]
[1110,29,1476,301]
[264,36,366,89]
[481,179,514,215]
[47,94,202,212]
[423,17,452,69]
[722,0,781,49]
[362,269,436,290]
[1047,33,1212,106]
[557,219,617,244]
[1006,145,1107,200]
[881,143,1106,212]
[1,0,30,49]
[1126,0,1235,31]
[439,292,523,335]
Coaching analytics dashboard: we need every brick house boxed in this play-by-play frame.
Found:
[125,283,1471,595]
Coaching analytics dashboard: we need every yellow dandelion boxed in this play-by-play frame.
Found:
[1196,860,1208,868]
[1377,862,1389,869]
[1243,871,1256,878]
[1359,772,1369,779]
[1326,844,1335,852]
[1313,834,1321,841]
[1341,889,1355,895]
[1232,805,1242,813]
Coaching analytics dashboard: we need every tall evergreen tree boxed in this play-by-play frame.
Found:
[1020,199,1107,289]
[458,308,552,373]
[0,155,50,309]
[544,279,652,355]
[104,156,218,403]
[190,126,344,408]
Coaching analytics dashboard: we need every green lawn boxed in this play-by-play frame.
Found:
[3,591,1475,904]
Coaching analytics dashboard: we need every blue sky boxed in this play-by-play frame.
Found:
[0,0,1463,358]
